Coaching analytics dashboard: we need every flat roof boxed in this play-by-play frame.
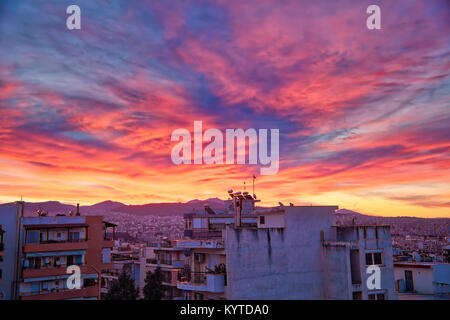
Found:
[394,262,441,268]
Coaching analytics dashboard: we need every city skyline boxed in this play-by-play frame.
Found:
[0,1,449,218]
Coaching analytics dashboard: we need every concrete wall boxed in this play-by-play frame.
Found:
[394,266,434,294]
[258,213,285,229]
[332,226,397,299]
[224,206,338,299]
[394,264,450,295]
[322,244,352,299]
[433,264,450,294]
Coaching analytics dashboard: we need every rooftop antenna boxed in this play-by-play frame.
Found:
[252,175,256,198]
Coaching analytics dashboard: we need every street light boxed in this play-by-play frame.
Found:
[86,264,102,300]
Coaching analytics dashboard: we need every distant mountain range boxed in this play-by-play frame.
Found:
[0,200,448,231]
[0,198,227,217]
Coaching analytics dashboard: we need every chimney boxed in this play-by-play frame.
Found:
[76,203,80,216]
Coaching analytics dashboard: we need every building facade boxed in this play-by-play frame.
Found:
[0,202,115,300]
[175,191,397,300]
[0,203,22,300]
[394,262,450,298]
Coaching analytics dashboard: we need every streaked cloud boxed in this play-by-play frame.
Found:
[0,0,449,217]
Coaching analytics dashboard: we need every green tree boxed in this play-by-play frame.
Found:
[143,267,165,300]
[104,271,139,300]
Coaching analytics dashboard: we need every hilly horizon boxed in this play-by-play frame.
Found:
[1,199,449,223]
[0,198,227,217]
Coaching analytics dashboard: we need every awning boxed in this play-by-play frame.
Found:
[23,273,98,283]
[25,250,86,258]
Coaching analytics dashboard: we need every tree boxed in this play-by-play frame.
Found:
[104,271,139,300]
[143,267,165,300]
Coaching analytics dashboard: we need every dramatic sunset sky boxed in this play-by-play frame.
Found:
[0,1,449,217]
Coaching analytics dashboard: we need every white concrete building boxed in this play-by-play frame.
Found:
[175,191,397,300]
[394,262,450,298]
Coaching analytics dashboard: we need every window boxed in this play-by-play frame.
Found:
[373,252,382,265]
[352,291,362,300]
[365,251,383,266]
[259,216,265,224]
[26,230,39,244]
[368,293,385,300]
[84,278,96,287]
[194,293,204,300]
[376,293,385,300]
[350,249,362,284]
[102,248,111,264]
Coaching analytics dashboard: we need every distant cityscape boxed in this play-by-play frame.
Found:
[14,198,449,262]
[1,192,448,300]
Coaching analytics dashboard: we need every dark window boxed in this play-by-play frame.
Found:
[366,252,383,265]
[376,293,385,300]
[373,252,382,265]
[352,291,362,300]
[350,249,362,284]
[259,216,265,224]
[365,253,373,265]
[84,278,96,287]
[368,292,385,300]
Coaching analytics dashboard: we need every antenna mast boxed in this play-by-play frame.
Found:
[252,175,256,197]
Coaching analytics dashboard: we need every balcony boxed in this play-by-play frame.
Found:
[21,285,99,300]
[103,239,114,248]
[176,239,224,249]
[23,263,113,279]
[24,240,88,253]
[177,272,224,293]
[185,230,223,239]
[146,259,184,268]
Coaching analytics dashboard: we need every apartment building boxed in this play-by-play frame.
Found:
[0,203,22,300]
[129,240,186,299]
[325,225,397,300]
[0,224,4,298]
[0,202,116,300]
[394,262,450,298]
[175,191,397,300]
[101,241,142,295]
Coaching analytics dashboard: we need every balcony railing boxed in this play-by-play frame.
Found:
[177,272,225,293]
[146,259,184,268]
[192,272,207,284]
[20,283,97,297]
[178,271,207,284]
[23,262,84,271]
[29,238,87,245]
